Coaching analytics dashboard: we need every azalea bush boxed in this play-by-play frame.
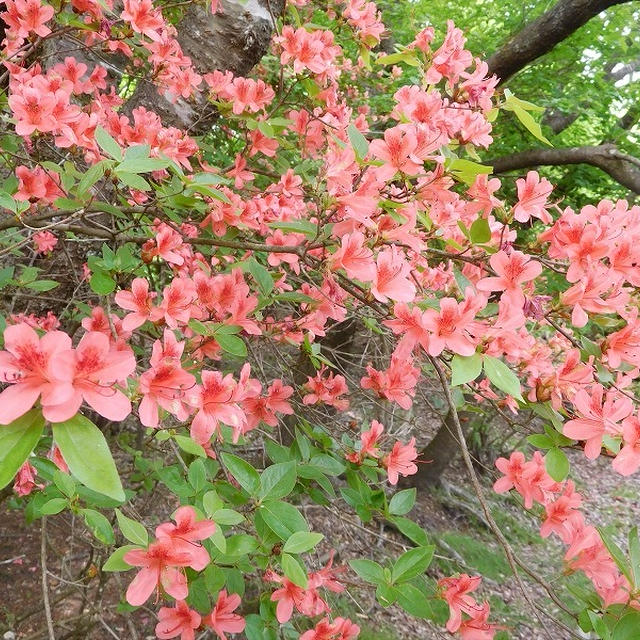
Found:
[2,0,640,638]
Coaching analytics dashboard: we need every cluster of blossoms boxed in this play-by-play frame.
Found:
[123,506,246,639]
[494,452,633,606]
[346,420,418,485]
[3,0,640,634]
[438,574,501,639]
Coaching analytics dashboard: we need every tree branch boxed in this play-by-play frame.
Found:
[487,0,632,84]
[488,143,640,193]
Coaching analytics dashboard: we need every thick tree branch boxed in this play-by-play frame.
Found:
[487,0,632,84]
[488,144,640,193]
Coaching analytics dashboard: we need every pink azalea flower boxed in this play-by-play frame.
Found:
[203,590,245,640]
[383,437,418,485]
[0,323,73,424]
[438,574,482,633]
[329,232,376,282]
[513,171,553,224]
[189,370,247,445]
[138,331,196,428]
[121,0,165,41]
[46,331,136,422]
[155,600,201,640]
[563,385,633,459]
[612,415,640,476]
[369,126,422,181]
[155,506,215,571]
[115,277,162,331]
[421,292,484,357]
[476,250,542,305]
[33,231,58,255]
[13,461,44,496]
[124,538,192,606]
[371,247,416,303]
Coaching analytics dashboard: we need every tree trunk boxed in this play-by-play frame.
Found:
[400,410,473,489]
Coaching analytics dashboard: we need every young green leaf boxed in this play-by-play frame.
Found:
[482,355,523,401]
[51,414,125,502]
[451,353,483,387]
[95,126,123,161]
[115,509,148,546]
[0,410,45,490]
[259,461,297,501]
[283,531,324,554]
[388,488,417,516]
[349,559,385,585]
[102,545,139,572]
[545,447,570,481]
[281,552,308,588]
[83,508,115,545]
[220,453,260,495]
[347,123,369,160]
[391,546,435,583]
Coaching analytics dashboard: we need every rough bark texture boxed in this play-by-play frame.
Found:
[489,144,640,194]
[126,0,283,132]
[487,0,631,84]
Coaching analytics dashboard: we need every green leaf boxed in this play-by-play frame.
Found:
[259,501,308,540]
[220,453,260,495]
[202,490,223,517]
[598,528,632,584]
[53,470,76,497]
[123,144,151,162]
[448,158,493,185]
[396,583,433,619]
[102,545,139,572]
[117,171,151,191]
[41,498,68,515]
[527,434,555,449]
[215,332,247,357]
[391,546,434,583]
[281,552,308,588]
[349,559,385,585]
[545,447,570,482]
[451,353,483,387]
[268,219,317,236]
[211,509,244,525]
[246,258,274,296]
[613,611,640,640]
[0,409,45,490]
[283,531,324,554]
[629,526,640,588]
[470,217,491,243]
[388,488,417,516]
[347,124,369,160]
[115,509,148,546]
[389,516,429,546]
[95,126,123,161]
[308,454,345,476]
[82,508,115,545]
[77,161,107,196]
[89,270,116,295]
[25,280,59,292]
[52,414,125,502]
[116,157,170,174]
[174,435,206,458]
[225,534,258,556]
[259,461,297,501]
[482,355,523,401]
[188,459,207,492]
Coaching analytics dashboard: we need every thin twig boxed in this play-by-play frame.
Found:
[40,516,56,640]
